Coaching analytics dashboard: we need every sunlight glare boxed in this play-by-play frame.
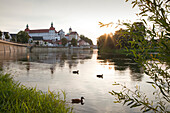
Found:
[100,27,115,35]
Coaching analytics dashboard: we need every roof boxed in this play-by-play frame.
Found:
[27,29,58,33]
[29,29,49,33]
[70,32,78,35]
[49,27,55,30]
[32,36,43,40]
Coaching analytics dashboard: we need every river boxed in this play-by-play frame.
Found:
[0,49,155,113]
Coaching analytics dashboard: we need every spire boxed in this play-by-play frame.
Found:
[69,27,72,33]
[25,24,29,32]
[49,22,55,30]
[26,24,29,29]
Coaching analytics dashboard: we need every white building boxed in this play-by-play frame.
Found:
[58,29,65,40]
[25,23,60,41]
[65,27,80,41]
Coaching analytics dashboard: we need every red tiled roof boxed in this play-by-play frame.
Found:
[27,28,58,33]
[49,27,55,30]
[25,28,29,31]
[70,32,78,35]
[29,29,49,33]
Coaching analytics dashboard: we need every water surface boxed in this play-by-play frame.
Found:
[0,49,154,113]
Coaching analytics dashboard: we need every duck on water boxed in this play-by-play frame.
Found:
[73,70,79,74]
[97,74,103,78]
[71,97,85,105]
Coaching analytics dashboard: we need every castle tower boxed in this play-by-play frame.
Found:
[50,22,55,30]
[25,24,29,32]
[69,27,72,33]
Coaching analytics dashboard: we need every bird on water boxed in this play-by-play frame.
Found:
[71,97,85,105]
[72,70,79,74]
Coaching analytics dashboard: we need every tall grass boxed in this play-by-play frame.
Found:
[0,72,73,113]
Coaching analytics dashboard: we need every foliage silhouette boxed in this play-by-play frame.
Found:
[100,0,170,112]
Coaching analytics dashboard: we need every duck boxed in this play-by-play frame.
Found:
[73,70,79,74]
[71,97,85,105]
[97,74,103,78]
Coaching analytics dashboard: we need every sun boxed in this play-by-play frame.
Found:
[99,26,115,35]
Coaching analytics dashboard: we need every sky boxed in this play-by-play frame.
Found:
[0,0,139,44]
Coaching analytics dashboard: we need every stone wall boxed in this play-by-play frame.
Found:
[0,40,27,53]
[30,47,69,53]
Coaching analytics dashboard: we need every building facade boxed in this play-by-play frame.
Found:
[65,27,80,41]
[25,23,60,41]
[25,23,81,46]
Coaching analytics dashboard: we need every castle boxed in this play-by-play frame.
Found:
[25,22,80,46]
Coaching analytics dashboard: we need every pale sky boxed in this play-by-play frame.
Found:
[0,0,139,44]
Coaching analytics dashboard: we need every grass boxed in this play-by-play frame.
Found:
[0,72,73,113]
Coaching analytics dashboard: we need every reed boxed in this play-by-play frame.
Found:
[0,72,73,113]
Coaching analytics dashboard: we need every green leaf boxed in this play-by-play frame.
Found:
[123,99,131,105]
[130,103,142,108]
[127,100,134,106]
[132,3,137,8]
[143,108,151,112]
[152,84,156,89]
[139,10,148,15]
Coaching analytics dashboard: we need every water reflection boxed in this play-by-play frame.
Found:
[0,49,147,113]
[23,50,93,74]
[97,53,144,81]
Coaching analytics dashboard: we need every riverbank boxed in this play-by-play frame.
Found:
[98,48,159,56]
[0,72,73,113]
[30,46,93,53]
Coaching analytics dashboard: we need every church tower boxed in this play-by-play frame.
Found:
[49,22,55,30]
[69,27,72,33]
[25,24,29,32]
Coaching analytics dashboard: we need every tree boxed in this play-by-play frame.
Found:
[80,35,93,45]
[17,31,29,43]
[100,0,169,112]
[5,33,10,39]
[61,38,68,47]
[35,41,39,45]
[11,36,16,42]
[97,30,132,52]
[71,38,77,46]
[97,33,118,51]
[113,28,132,49]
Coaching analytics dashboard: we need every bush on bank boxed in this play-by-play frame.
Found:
[0,73,73,113]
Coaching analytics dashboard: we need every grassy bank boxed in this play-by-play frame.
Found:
[0,72,73,113]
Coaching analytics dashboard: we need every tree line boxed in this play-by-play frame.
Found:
[0,30,29,43]
[97,22,146,52]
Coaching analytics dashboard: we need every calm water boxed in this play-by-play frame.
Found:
[0,49,154,113]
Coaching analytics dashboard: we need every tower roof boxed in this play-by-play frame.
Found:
[50,22,55,30]
[25,24,29,31]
